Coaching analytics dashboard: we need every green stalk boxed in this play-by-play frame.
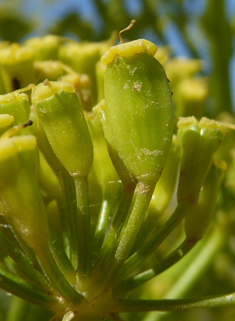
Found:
[7,297,53,321]
[114,238,195,296]
[92,181,122,257]
[111,293,235,313]
[35,243,84,306]
[74,177,91,280]
[92,199,113,256]
[0,231,53,293]
[0,266,63,311]
[8,225,41,271]
[201,0,233,115]
[94,182,155,291]
[118,205,190,280]
[6,296,29,321]
[90,183,136,290]
[94,182,136,265]
[48,222,76,286]
[144,226,225,321]
[159,227,224,300]
[111,182,156,272]
[60,169,78,269]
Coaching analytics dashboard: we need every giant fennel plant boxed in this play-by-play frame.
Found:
[0,23,234,321]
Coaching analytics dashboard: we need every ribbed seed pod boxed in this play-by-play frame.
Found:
[32,80,93,179]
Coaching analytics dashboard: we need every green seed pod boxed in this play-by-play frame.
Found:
[32,80,93,178]
[185,160,226,241]
[102,39,174,185]
[177,117,224,207]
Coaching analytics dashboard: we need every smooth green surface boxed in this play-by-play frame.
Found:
[104,53,174,184]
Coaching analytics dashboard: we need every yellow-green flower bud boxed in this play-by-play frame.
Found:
[34,60,66,82]
[174,78,208,118]
[0,114,14,128]
[59,42,107,104]
[0,92,31,136]
[0,135,48,250]
[61,73,93,111]
[177,117,224,207]
[32,80,93,178]
[0,44,35,92]
[102,39,174,185]
[24,35,69,60]
[165,57,203,88]
[154,46,171,65]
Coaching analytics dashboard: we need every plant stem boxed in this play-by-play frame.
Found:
[93,182,155,291]
[92,181,122,258]
[0,266,63,311]
[0,231,53,293]
[160,227,224,300]
[73,176,91,280]
[112,292,235,313]
[90,182,135,288]
[118,205,190,280]
[48,223,76,285]
[114,238,196,296]
[143,226,225,321]
[35,243,84,306]
[61,169,78,269]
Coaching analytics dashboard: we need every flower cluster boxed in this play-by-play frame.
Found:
[0,33,233,321]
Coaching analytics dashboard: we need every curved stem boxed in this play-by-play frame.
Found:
[114,238,195,296]
[112,293,235,313]
[143,225,225,321]
[0,231,53,293]
[161,226,224,300]
[90,183,135,289]
[92,182,155,292]
[0,266,63,311]
[35,243,84,306]
[48,222,76,285]
[92,181,122,258]
[118,205,190,280]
